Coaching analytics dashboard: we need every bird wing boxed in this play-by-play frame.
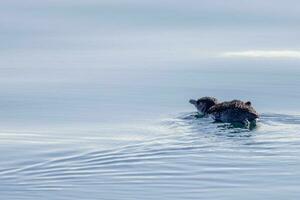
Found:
[208,100,259,117]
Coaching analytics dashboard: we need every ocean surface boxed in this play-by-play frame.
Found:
[1,1,300,199]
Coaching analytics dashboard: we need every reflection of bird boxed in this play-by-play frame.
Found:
[189,97,259,124]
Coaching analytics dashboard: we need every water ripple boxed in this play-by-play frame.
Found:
[1,113,300,198]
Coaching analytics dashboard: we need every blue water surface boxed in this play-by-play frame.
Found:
[1,1,300,199]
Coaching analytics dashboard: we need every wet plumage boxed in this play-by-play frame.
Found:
[189,97,259,124]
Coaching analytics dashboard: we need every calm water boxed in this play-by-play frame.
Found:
[1,1,300,199]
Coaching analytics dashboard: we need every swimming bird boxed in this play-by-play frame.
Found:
[189,97,259,125]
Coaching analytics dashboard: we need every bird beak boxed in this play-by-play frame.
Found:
[189,99,197,105]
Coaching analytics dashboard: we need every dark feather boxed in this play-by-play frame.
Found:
[208,100,259,118]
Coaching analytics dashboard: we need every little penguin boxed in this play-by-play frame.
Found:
[189,97,259,125]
